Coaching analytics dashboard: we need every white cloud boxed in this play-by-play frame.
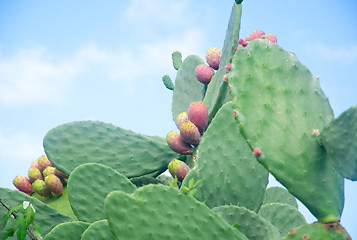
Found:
[306,43,357,63]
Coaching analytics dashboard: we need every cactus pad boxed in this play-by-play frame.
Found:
[258,203,306,236]
[104,184,248,240]
[182,101,268,211]
[263,187,298,208]
[80,220,114,240]
[320,106,357,181]
[67,163,136,222]
[228,39,344,222]
[44,221,90,240]
[43,120,176,177]
[171,55,206,122]
[213,205,281,240]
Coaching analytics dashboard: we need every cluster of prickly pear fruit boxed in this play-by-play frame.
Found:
[13,155,67,197]
[1,1,354,239]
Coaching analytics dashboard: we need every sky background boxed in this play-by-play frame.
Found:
[0,0,356,237]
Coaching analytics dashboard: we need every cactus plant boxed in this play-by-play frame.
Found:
[1,1,355,239]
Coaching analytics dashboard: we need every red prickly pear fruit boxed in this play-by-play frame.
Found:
[176,112,188,129]
[237,39,244,45]
[187,101,209,135]
[225,63,232,71]
[13,176,34,195]
[45,174,63,195]
[179,121,201,146]
[37,155,53,171]
[195,64,215,84]
[168,159,190,182]
[166,131,193,155]
[242,40,248,47]
[262,34,277,43]
[28,167,43,183]
[32,179,52,197]
[205,47,222,70]
[245,30,265,41]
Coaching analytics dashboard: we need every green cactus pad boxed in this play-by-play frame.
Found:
[104,184,248,240]
[80,220,114,240]
[228,39,344,222]
[172,50,182,70]
[67,163,136,222]
[182,102,268,211]
[213,205,281,240]
[320,106,357,181]
[43,120,176,177]
[34,186,77,220]
[0,188,72,237]
[162,75,174,90]
[44,221,90,240]
[130,175,163,188]
[203,2,242,120]
[263,187,298,208]
[156,174,173,186]
[281,222,351,240]
[171,55,206,122]
[258,203,306,236]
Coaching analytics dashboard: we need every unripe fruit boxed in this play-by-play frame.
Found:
[45,175,63,195]
[187,101,209,135]
[28,167,43,183]
[179,121,201,146]
[13,176,34,195]
[168,159,190,182]
[32,179,52,197]
[206,47,222,70]
[166,131,193,155]
[30,159,41,171]
[176,112,188,129]
[195,64,215,84]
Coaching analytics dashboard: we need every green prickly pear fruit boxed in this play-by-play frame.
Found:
[179,121,201,146]
[195,64,215,84]
[32,179,52,197]
[168,159,190,182]
[45,174,63,195]
[28,167,43,183]
[206,47,222,70]
[166,131,193,155]
[176,112,188,128]
[245,30,265,41]
[13,176,34,195]
[187,101,209,135]
[43,166,56,178]
[262,34,277,43]
[37,155,53,171]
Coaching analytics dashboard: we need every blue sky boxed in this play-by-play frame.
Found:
[0,0,356,237]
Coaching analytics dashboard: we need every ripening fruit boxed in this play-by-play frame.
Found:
[166,131,193,155]
[168,159,190,182]
[179,121,201,146]
[206,47,222,70]
[13,176,34,195]
[187,101,209,135]
[195,64,215,84]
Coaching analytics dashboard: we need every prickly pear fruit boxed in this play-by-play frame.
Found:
[176,112,188,128]
[30,159,42,171]
[262,34,277,43]
[13,176,34,195]
[43,166,56,178]
[45,174,63,195]
[206,47,222,70]
[245,30,265,41]
[28,167,43,183]
[179,121,201,146]
[195,64,215,84]
[32,179,52,197]
[166,131,193,155]
[168,159,190,182]
[187,101,209,135]
[37,155,53,171]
